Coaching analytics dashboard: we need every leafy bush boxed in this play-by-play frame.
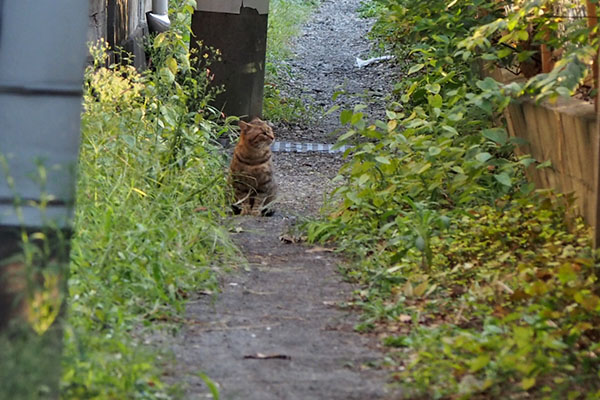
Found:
[460,0,598,101]
[387,197,599,398]
[61,2,239,397]
[306,0,600,398]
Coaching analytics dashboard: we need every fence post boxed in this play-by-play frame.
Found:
[0,0,88,397]
[586,0,600,247]
[191,0,269,120]
[587,1,598,99]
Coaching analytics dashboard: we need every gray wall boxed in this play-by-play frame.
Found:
[88,0,152,67]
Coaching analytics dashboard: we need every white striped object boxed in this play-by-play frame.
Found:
[271,141,351,154]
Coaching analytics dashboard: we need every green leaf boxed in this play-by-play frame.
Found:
[414,280,429,296]
[425,83,441,94]
[351,112,364,125]
[358,174,370,185]
[415,236,426,251]
[428,146,442,156]
[166,57,178,75]
[513,326,533,347]
[153,33,167,49]
[519,157,536,167]
[337,129,356,142]
[340,110,353,124]
[497,48,513,58]
[510,137,529,146]
[383,336,410,347]
[375,156,391,165]
[520,182,535,195]
[469,354,491,372]
[475,152,492,163]
[536,160,552,169]
[477,77,500,92]
[558,264,577,284]
[448,112,463,122]
[346,191,361,204]
[482,128,508,145]
[325,105,340,115]
[428,94,443,109]
[441,125,458,136]
[521,377,536,390]
[494,172,512,187]
[408,63,425,74]
[556,87,572,97]
[160,67,175,84]
[517,29,529,41]
[417,163,432,174]
[197,372,220,399]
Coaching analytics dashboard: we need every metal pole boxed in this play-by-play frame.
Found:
[147,0,171,33]
[152,0,169,16]
[192,0,269,120]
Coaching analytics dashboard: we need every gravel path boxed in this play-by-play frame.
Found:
[164,0,402,398]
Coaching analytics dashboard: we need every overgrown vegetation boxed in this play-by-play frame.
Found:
[263,0,319,122]
[307,0,600,398]
[61,1,239,397]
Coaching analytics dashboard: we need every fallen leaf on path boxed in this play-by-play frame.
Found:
[243,353,291,360]
[399,314,412,323]
[306,246,336,253]
[279,234,298,243]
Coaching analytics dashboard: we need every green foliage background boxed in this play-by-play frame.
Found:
[61,2,240,397]
[306,0,600,398]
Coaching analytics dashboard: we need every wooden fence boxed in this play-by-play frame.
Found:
[494,1,600,245]
[88,0,151,68]
[504,97,598,230]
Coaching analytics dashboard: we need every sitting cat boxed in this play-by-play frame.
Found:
[229,118,277,216]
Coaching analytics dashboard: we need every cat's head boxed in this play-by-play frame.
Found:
[239,118,274,149]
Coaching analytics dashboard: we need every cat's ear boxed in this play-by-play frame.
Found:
[238,120,249,132]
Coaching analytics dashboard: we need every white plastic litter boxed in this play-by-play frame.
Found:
[355,55,394,68]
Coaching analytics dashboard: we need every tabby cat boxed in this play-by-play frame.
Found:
[229,118,277,216]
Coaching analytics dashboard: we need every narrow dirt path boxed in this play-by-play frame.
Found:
[164,1,401,398]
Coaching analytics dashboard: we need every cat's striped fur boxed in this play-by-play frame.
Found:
[229,118,277,216]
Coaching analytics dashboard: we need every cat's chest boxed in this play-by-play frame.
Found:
[231,149,273,175]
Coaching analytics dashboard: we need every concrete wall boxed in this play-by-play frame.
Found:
[88,0,152,67]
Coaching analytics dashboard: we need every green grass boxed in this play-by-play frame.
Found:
[0,323,64,400]
[59,12,239,397]
[356,0,384,18]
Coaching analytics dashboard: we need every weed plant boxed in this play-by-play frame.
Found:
[306,0,600,398]
[60,2,239,397]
